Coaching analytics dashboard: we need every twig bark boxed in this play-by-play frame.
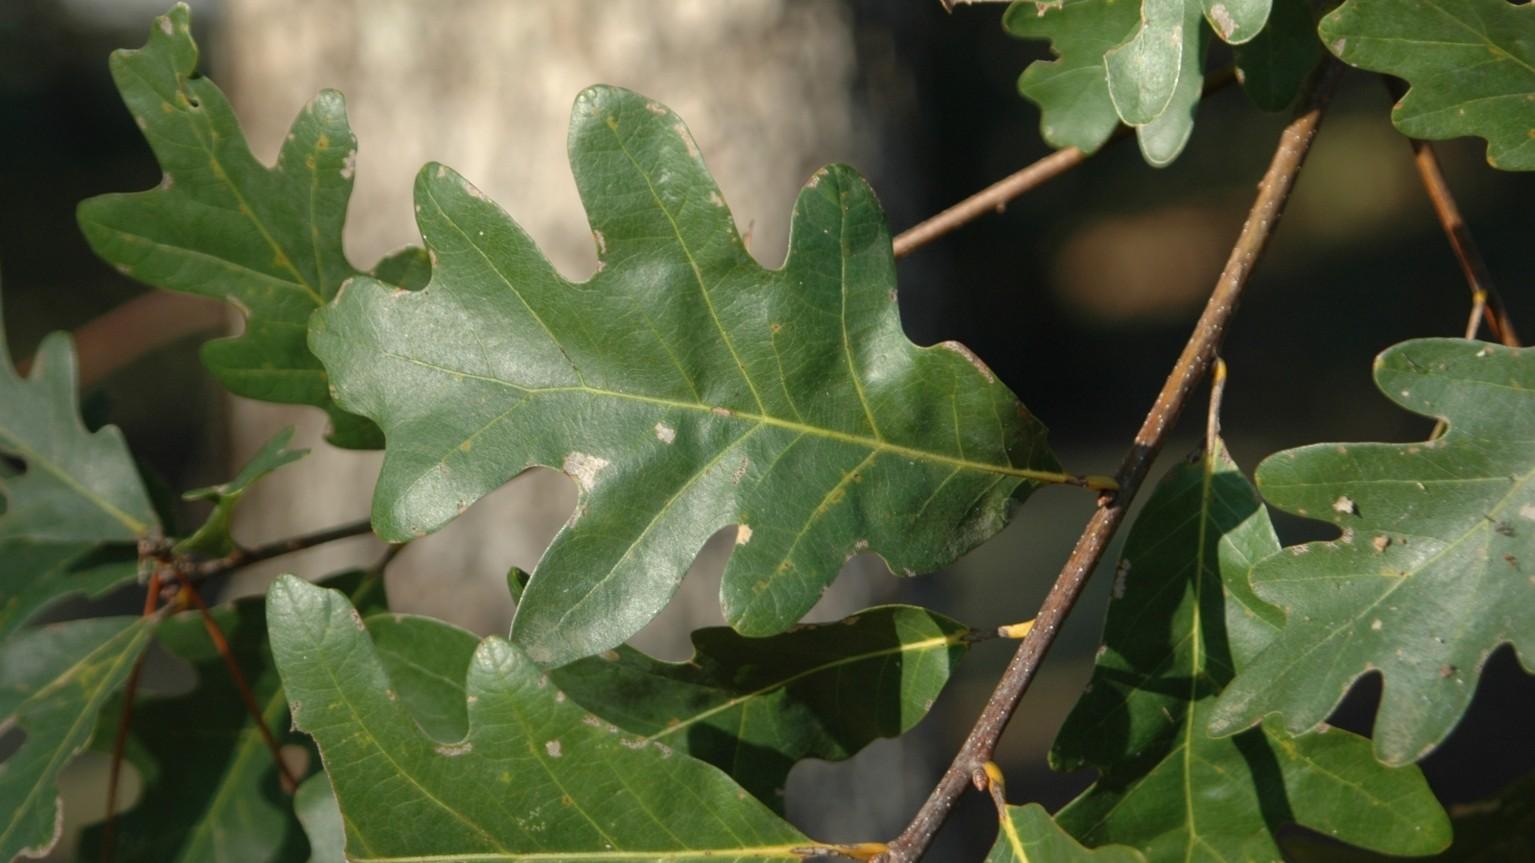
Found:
[875,60,1343,863]
[892,69,1235,259]
[102,571,163,863]
[191,517,377,579]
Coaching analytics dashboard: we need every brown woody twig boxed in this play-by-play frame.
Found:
[875,60,1343,863]
[191,517,377,580]
[102,571,163,863]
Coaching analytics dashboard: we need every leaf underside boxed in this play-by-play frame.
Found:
[1321,0,1535,171]
[1054,442,1450,860]
[1211,339,1535,765]
[312,84,1062,666]
[267,575,821,862]
[175,425,307,557]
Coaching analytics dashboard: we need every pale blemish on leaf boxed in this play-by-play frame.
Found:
[1209,4,1236,40]
[938,341,995,382]
[736,524,753,545]
[562,451,609,493]
[544,739,562,758]
[673,123,699,158]
[654,422,676,444]
[1333,495,1358,516]
[1519,503,1535,521]
[340,149,357,180]
[435,742,472,757]
[159,16,173,35]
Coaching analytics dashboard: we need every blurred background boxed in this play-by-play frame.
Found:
[2,0,1532,859]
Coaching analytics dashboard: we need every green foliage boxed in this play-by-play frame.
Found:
[1232,0,1321,111]
[1211,340,1535,765]
[312,85,1067,667]
[986,803,1145,863]
[76,5,420,447]
[175,426,307,557]
[1321,0,1535,171]
[266,575,825,861]
[78,600,312,863]
[1004,0,1141,154]
[0,616,156,860]
[1053,443,1449,860]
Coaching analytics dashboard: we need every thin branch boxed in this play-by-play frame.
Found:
[892,68,1235,259]
[1385,80,1519,348]
[18,291,225,388]
[874,60,1343,863]
[171,571,302,793]
[192,517,377,579]
[102,570,162,863]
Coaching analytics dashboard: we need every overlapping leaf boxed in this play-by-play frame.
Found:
[1053,443,1450,860]
[77,4,418,447]
[1320,0,1535,171]
[986,804,1144,863]
[1,295,155,637]
[359,597,969,813]
[0,616,156,861]
[79,599,312,863]
[175,426,307,557]
[1211,339,1535,764]
[268,575,857,862]
[1233,0,1321,111]
[311,84,1070,666]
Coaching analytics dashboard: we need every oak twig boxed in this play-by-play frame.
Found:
[171,571,302,793]
[192,517,377,579]
[102,571,163,863]
[1385,80,1519,348]
[875,61,1343,863]
[891,69,1235,259]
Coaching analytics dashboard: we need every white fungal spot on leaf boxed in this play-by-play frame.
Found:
[544,739,563,758]
[1208,4,1236,39]
[159,16,173,35]
[736,524,753,545]
[1519,504,1535,522]
[645,101,666,115]
[673,123,699,158]
[1112,559,1131,599]
[340,149,357,180]
[937,341,995,382]
[593,230,606,255]
[654,422,675,444]
[562,452,610,493]
[435,742,473,757]
[1371,619,1383,632]
[1332,495,1357,516]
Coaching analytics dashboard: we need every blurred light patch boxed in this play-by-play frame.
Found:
[1052,205,1232,325]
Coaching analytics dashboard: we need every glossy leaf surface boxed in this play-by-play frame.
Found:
[268,575,831,862]
[312,85,1064,665]
[1320,0,1535,170]
[0,616,155,861]
[986,804,1144,863]
[1054,444,1450,860]
[77,4,403,446]
[1211,339,1535,764]
[176,425,307,557]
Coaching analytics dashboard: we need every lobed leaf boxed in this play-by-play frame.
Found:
[1054,443,1450,860]
[0,616,156,861]
[267,575,853,862]
[1211,339,1535,764]
[77,4,420,446]
[1320,0,1535,171]
[175,425,308,557]
[311,85,1068,666]
[986,803,1145,863]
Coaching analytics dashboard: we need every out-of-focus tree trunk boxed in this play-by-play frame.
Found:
[218,0,875,650]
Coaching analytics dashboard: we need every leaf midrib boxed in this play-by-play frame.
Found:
[383,352,1068,485]
[642,631,964,744]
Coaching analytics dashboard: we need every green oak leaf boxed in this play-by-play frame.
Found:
[0,616,156,861]
[986,804,1145,863]
[311,85,1070,666]
[1233,0,1321,111]
[79,599,313,863]
[1054,442,1450,860]
[1,293,155,639]
[1210,339,1535,764]
[175,425,307,557]
[77,4,415,447]
[0,297,158,544]
[267,575,861,862]
[1003,0,1210,166]
[1004,0,1142,154]
[0,542,135,641]
[1320,0,1535,171]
